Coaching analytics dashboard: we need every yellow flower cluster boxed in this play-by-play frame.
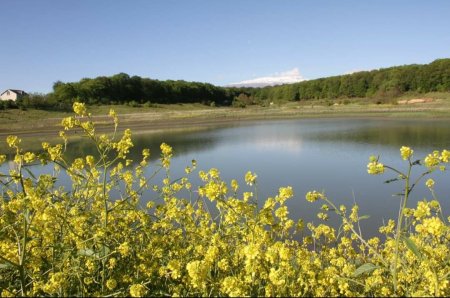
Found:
[0,105,448,297]
[73,102,87,116]
[367,160,385,175]
[245,170,257,186]
[129,284,147,297]
[425,178,435,189]
[400,146,413,160]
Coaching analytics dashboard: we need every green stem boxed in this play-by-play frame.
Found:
[392,161,412,293]
[101,159,109,294]
[17,157,29,297]
[323,198,388,267]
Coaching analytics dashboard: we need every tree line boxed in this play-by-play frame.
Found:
[245,58,450,103]
[1,58,448,110]
[50,73,236,106]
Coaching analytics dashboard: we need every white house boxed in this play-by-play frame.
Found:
[0,89,28,101]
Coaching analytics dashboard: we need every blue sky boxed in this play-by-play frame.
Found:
[1,0,449,93]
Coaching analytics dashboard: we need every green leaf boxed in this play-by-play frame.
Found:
[99,245,111,259]
[401,236,421,259]
[0,262,13,269]
[353,263,378,277]
[77,248,95,257]
[384,178,400,184]
[412,159,421,166]
[0,256,19,268]
[358,215,370,220]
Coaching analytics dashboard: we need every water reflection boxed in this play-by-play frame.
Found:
[303,118,450,148]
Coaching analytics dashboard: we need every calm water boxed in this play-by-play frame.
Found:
[3,118,450,236]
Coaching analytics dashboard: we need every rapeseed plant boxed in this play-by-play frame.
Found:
[0,103,448,296]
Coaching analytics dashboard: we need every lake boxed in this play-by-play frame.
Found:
[2,117,450,237]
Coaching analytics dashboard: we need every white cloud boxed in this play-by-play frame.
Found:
[227,68,306,88]
[344,68,371,75]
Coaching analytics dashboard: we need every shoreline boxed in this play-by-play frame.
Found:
[2,102,450,140]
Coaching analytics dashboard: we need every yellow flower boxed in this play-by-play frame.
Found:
[160,143,172,167]
[317,212,329,221]
[242,191,253,202]
[400,146,413,160]
[86,155,95,167]
[379,219,395,234]
[199,170,208,181]
[209,168,220,179]
[0,154,6,165]
[424,151,440,168]
[441,149,450,162]
[23,152,36,163]
[61,116,76,129]
[129,284,147,297]
[118,242,131,257]
[279,246,291,261]
[108,258,117,269]
[142,148,150,158]
[73,102,87,116]
[42,142,51,150]
[186,261,208,289]
[245,171,257,186]
[425,178,435,189]
[221,276,245,297]
[416,217,445,236]
[114,129,133,158]
[160,142,172,156]
[231,179,239,192]
[106,279,117,290]
[306,190,323,202]
[275,205,289,221]
[367,161,385,175]
[167,260,182,279]
[109,108,119,126]
[203,181,227,201]
[108,108,116,118]
[269,268,285,286]
[243,243,260,260]
[414,201,431,219]
[1,289,14,297]
[6,135,20,148]
[277,186,294,204]
[44,272,65,294]
[47,144,63,161]
[349,205,359,222]
[59,130,67,143]
[218,259,229,271]
[205,245,219,263]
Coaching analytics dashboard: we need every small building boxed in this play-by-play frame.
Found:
[0,89,28,101]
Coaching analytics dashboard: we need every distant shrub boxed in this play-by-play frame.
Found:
[127,100,140,107]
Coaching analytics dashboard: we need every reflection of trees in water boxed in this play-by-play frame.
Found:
[62,130,220,164]
[4,120,450,163]
[1,127,226,164]
[304,121,450,149]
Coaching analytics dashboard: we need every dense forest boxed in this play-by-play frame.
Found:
[1,58,449,110]
[244,58,450,103]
